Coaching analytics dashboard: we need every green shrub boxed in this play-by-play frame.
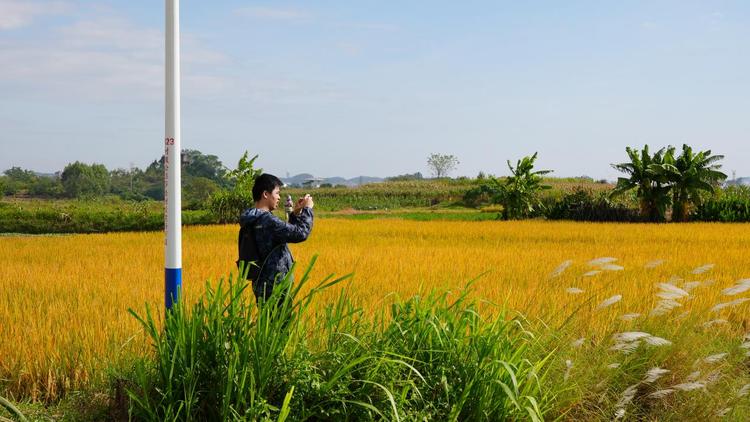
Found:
[0,199,217,234]
[546,187,641,222]
[693,185,750,222]
[208,189,254,224]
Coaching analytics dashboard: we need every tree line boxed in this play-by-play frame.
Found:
[1,144,739,223]
[0,149,234,208]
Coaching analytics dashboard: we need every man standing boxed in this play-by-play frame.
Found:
[238,173,314,303]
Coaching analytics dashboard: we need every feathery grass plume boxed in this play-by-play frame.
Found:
[676,310,690,320]
[656,283,690,300]
[583,270,602,277]
[737,384,750,397]
[648,389,675,399]
[682,281,702,292]
[566,287,584,294]
[672,382,706,391]
[588,257,618,266]
[643,336,672,346]
[620,313,641,321]
[616,384,639,408]
[686,371,701,382]
[614,408,625,420]
[597,294,622,309]
[650,299,682,317]
[691,264,715,274]
[611,331,671,354]
[644,259,665,269]
[722,284,750,296]
[656,291,687,300]
[564,359,573,382]
[704,353,728,364]
[571,338,586,348]
[721,278,750,296]
[610,341,641,354]
[549,260,573,278]
[600,264,624,271]
[643,367,670,383]
[740,341,750,350]
[716,408,731,417]
[613,332,652,342]
[711,298,750,312]
[607,363,621,369]
[702,319,729,328]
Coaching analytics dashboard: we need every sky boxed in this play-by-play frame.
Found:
[1,1,749,180]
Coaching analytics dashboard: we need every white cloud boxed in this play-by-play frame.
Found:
[0,5,350,106]
[58,17,162,51]
[0,0,69,30]
[0,15,229,101]
[234,6,312,22]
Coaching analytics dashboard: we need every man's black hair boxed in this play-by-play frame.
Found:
[252,173,283,201]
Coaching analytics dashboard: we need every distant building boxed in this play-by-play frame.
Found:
[302,177,324,189]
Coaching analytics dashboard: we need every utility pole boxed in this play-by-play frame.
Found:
[164,0,182,310]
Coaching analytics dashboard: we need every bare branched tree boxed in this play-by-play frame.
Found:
[427,153,459,178]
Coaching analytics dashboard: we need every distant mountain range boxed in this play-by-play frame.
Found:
[726,177,750,186]
[282,173,384,187]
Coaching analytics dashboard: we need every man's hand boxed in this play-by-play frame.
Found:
[302,194,314,210]
[293,195,314,215]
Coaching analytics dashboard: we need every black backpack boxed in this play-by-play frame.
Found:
[237,222,263,281]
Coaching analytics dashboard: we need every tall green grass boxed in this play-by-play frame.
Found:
[125,259,556,421]
[0,395,28,421]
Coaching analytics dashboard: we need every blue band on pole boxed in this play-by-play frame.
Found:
[165,267,182,310]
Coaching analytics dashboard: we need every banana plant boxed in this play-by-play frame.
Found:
[462,153,551,220]
[611,145,672,222]
[651,144,726,222]
[498,153,553,220]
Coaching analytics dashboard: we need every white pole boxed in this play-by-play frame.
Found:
[165,0,182,310]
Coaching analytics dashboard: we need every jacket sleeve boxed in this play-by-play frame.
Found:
[270,207,313,244]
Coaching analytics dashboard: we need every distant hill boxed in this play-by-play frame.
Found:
[726,177,750,186]
[282,173,384,187]
[34,172,58,178]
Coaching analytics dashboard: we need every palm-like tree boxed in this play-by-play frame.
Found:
[611,145,672,222]
[499,152,553,219]
[652,144,727,222]
[463,153,551,219]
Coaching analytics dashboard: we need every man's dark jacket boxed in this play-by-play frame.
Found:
[238,207,313,300]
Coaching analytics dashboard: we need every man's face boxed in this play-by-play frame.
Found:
[265,186,281,211]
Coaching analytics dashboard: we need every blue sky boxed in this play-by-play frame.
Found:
[1,1,748,180]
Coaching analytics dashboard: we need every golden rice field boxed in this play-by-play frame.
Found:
[2,219,750,406]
